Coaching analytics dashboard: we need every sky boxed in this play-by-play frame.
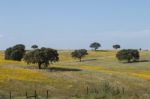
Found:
[0,0,150,50]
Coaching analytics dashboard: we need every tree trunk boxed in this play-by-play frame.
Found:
[128,59,131,63]
[79,58,82,62]
[44,62,49,68]
[38,63,42,69]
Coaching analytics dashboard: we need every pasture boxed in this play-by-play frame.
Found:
[0,50,150,99]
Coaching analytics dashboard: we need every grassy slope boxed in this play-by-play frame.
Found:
[0,50,150,99]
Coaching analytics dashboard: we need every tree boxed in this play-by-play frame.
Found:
[24,48,59,69]
[71,49,88,62]
[116,49,140,63]
[5,44,25,61]
[113,44,121,50]
[31,45,38,49]
[90,42,101,51]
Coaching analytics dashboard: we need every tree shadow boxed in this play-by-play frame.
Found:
[137,60,150,63]
[82,59,97,62]
[92,50,110,52]
[24,66,82,72]
[122,60,150,64]
[47,67,82,72]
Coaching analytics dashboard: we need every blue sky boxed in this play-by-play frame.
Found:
[0,0,150,50]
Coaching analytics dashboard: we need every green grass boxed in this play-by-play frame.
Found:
[0,50,150,99]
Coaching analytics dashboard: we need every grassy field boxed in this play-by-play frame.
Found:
[0,50,150,99]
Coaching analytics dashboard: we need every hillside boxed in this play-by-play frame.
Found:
[0,50,150,99]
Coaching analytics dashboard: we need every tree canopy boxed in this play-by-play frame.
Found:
[5,44,25,61]
[31,45,38,49]
[24,48,59,69]
[113,44,121,50]
[90,42,101,51]
[116,49,140,63]
[71,49,88,62]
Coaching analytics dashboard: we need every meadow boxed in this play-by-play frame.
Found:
[0,50,150,99]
